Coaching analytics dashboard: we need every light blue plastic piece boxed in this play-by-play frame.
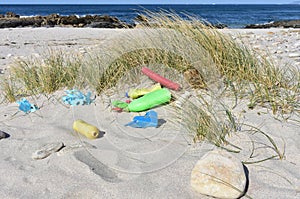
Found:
[125,110,158,128]
[62,89,93,106]
[17,98,38,113]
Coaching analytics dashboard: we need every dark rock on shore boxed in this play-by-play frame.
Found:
[84,15,133,28]
[0,130,10,139]
[0,12,133,28]
[0,17,43,28]
[245,20,300,29]
[213,23,228,29]
[5,12,20,18]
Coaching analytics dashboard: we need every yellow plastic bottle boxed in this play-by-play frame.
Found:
[128,83,161,99]
[73,120,99,139]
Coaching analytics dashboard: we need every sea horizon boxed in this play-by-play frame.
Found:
[0,3,299,5]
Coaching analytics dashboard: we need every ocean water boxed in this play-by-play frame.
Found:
[0,4,299,28]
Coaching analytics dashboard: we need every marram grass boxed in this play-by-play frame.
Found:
[2,50,83,101]
[136,11,299,116]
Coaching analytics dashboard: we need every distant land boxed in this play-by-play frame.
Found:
[290,0,300,4]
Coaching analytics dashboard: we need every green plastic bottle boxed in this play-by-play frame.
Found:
[126,88,171,112]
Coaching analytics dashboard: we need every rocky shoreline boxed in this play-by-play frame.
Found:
[1,12,300,29]
[0,12,133,28]
[245,20,300,29]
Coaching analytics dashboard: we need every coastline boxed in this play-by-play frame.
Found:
[0,27,299,198]
[1,11,300,29]
[1,4,300,28]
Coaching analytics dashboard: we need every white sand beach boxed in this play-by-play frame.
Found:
[0,27,299,199]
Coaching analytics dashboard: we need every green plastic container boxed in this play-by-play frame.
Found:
[126,88,171,112]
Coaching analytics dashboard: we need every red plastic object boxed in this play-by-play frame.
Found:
[141,67,181,91]
[112,107,123,112]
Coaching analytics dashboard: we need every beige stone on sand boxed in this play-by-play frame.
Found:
[191,149,247,199]
[32,142,64,160]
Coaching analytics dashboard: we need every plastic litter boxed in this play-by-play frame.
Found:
[112,99,131,112]
[141,67,181,91]
[112,88,171,112]
[126,88,171,112]
[17,98,38,113]
[112,100,130,109]
[112,107,123,112]
[73,120,100,139]
[125,110,158,128]
[127,83,161,99]
[62,89,93,106]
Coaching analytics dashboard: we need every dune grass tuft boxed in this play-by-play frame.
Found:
[136,12,299,116]
[176,97,236,147]
[2,50,83,101]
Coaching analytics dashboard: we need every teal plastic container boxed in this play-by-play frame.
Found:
[126,88,171,112]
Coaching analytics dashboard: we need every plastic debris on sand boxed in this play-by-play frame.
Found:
[62,89,94,106]
[125,110,158,128]
[17,98,38,113]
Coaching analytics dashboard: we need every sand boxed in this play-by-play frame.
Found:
[0,27,299,199]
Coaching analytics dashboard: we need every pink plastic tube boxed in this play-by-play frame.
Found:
[141,67,181,91]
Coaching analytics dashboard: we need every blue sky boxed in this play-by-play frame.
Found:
[0,1,292,4]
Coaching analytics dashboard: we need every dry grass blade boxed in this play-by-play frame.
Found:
[241,124,285,163]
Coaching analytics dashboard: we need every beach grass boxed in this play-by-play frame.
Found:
[1,12,299,148]
[2,76,17,103]
[2,50,83,102]
[174,95,235,147]
[139,12,299,115]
